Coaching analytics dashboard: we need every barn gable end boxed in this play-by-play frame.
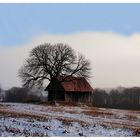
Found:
[45,80,65,101]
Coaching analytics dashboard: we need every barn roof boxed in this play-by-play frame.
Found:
[61,77,93,92]
[45,76,93,93]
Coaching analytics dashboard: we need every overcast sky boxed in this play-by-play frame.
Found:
[0,4,140,89]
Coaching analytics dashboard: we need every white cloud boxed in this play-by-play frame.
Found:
[0,31,140,89]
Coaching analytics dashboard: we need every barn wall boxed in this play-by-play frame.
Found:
[48,90,65,101]
[65,92,92,103]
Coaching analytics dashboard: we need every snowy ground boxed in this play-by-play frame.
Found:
[0,102,139,137]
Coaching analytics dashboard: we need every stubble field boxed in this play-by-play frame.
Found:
[0,102,139,136]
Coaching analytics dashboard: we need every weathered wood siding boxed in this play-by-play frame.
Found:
[65,92,92,103]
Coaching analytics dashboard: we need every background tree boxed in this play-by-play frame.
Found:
[0,84,2,93]
[0,84,4,102]
[19,43,91,89]
[5,87,41,103]
[92,89,110,107]
[5,87,29,102]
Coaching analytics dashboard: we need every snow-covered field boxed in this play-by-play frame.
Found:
[0,102,139,137]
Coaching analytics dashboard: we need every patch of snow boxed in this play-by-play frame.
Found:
[0,116,134,137]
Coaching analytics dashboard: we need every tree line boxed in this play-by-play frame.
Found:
[0,85,140,109]
[92,87,140,109]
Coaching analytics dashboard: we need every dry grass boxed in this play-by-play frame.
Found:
[81,110,113,117]
[127,114,139,121]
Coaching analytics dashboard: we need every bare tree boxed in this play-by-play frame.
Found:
[18,43,91,88]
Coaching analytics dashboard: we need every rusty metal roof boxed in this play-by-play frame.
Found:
[61,77,93,92]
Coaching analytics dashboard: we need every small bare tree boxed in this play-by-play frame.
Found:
[18,43,91,88]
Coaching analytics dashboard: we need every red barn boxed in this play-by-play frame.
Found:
[45,77,93,103]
